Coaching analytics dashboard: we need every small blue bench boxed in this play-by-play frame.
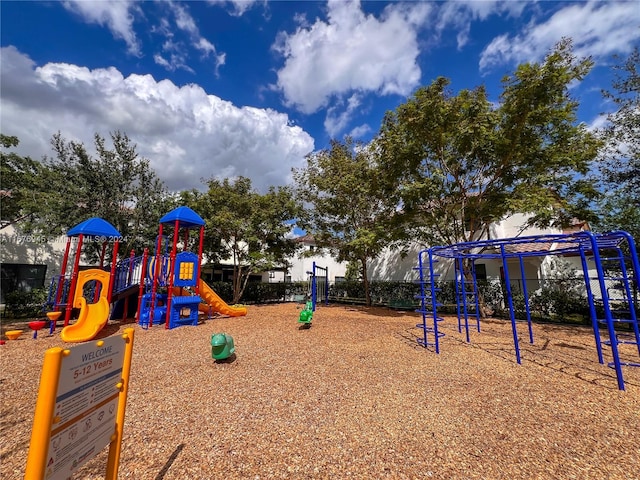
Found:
[169,295,202,328]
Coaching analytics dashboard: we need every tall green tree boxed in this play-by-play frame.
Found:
[3,131,172,260]
[293,137,401,306]
[0,134,49,229]
[184,176,301,304]
[378,38,601,248]
[377,39,601,315]
[596,47,640,241]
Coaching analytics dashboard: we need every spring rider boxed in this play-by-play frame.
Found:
[211,333,235,360]
[298,301,313,325]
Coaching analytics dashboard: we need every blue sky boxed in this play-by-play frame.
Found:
[1,1,639,193]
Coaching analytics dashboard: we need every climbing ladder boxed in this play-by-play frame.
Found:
[454,257,481,343]
[310,262,329,311]
[415,230,639,391]
[583,231,640,390]
[415,249,445,353]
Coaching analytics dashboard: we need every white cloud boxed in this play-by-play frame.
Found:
[272,0,431,115]
[63,0,141,55]
[348,124,372,139]
[324,93,364,138]
[164,2,226,75]
[0,46,314,193]
[588,113,609,132]
[430,1,527,50]
[207,0,265,17]
[480,1,640,71]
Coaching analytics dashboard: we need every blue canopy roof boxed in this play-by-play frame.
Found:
[159,206,205,228]
[67,217,122,238]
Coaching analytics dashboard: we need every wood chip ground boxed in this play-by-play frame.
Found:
[1,303,639,479]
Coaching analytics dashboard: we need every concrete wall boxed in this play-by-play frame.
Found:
[1,225,68,281]
[287,243,347,283]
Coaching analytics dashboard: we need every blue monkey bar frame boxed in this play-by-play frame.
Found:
[416,230,640,390]
[310,262,329,311]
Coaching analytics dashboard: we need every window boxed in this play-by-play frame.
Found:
[0,263,47,303]
[334,276,345,283]
[474,264,487,281]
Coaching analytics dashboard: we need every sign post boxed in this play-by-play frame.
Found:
[25,328,134,480]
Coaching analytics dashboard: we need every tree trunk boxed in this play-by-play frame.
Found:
[232,264,252,304]
[361,258,372,307]
[233,264,242,304]
[462,258,492,318]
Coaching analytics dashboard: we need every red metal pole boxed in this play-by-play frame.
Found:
[136,248,149,323]
[55,237,72,308]
[149,226,163,327]
[64,234,84,326]
[165,220,180,329]
[107,240,119,304]
[196,226,204,295]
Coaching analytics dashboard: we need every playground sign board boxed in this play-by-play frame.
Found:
[25,328,134,480]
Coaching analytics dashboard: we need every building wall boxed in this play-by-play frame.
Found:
[1,225,67,280]
[366,214,563,283]
[492,213,563,239]
[368,242,424,282]
[287,243,347,283]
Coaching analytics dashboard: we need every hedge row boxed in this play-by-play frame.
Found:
[3,280,635,325]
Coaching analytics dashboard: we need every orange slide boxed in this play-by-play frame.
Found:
[198,279,247,317]
[60,269,111,343]
[171,281,248,317]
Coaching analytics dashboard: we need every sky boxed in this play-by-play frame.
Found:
[1,0,639,194]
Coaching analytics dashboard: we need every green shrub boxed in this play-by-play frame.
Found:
[208,282,233,303]
[329,281,422,305]
[4,288,47,318]
[529,285,589,321]
[216,281,309,304]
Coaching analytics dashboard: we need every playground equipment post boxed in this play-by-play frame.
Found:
[24,328,135,479]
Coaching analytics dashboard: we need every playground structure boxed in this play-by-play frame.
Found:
[415,230,640,390]
[45,206,247,343]
[210,332,235,360]
[310,262,329,311]
[298,262,328,325]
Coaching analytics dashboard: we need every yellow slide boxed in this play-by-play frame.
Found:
[61,269,111,343]
[198,279,247,317]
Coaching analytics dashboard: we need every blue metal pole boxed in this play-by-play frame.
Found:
[471,259,481,333]
[584,231,625,390]
[614,231,640,356]
[311,261,317,311]
[501,245,521,364]
[519,256,534,344]
[430,251,444,353]
[418,250,429,350]
[579,246,604,364]
[325,266,329,306]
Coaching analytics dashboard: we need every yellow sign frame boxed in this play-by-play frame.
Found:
[25,327,135,480]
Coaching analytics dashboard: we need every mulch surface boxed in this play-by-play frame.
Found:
[1,303,639,479]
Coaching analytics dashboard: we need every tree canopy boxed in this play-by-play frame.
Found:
[1,134,49,229]
[293,137,401,306]
[1,131,173,261]
[183,176,301,303]
[377,39,602,249]
[596,47,640,241]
